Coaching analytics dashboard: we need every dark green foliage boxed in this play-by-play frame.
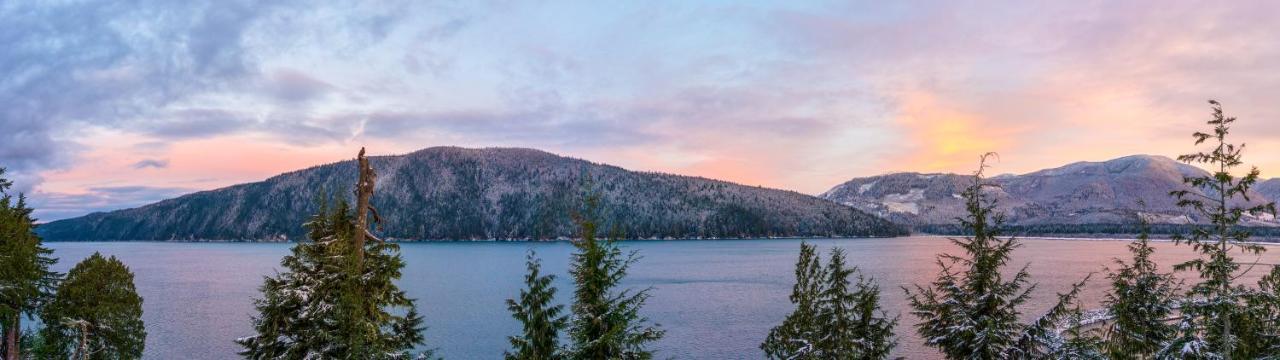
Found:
[1161,100,1278,358]
[761,243,825,358]
[18,330,44,358]
[237,202,351,358]
[37,253,145,360]
[38,147,907,241]
[1209,265,1280,358]
[506,251,568,360]
[1103,217,1179,359]
[566,204,664,360]
[0,168,59,360]
[1235,266,1280,356]
[816,248,897,359]
[702,204,768,238]
[237,199,428,359]
[761,243,897,359]
[905,154,1090,359]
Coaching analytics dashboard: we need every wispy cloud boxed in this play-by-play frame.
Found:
[132,159,170,169]
[265,69,334,103]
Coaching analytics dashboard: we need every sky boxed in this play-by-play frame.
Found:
[2,0,1280,221]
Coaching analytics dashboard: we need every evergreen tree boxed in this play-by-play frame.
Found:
[1103,211,1179,359]
[237,200,348,357]
[238,149,428,359]
[904,153,1091,359]
[0,168,59,360]
[36,253,145,360]
[566,196,663,360]
[762,243,897,359]
[1160,100,1277,359]
[506,250,568,360]
[238,198,428,359]
[761,242,825,359]
[1237,265,1280,356]
[815,248,897,359]
[18,330,44,360]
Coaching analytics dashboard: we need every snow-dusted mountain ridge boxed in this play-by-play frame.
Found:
[821,155,1279,227]
[40,147,906,241]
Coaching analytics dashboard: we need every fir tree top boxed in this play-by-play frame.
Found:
[906,153,1090,359]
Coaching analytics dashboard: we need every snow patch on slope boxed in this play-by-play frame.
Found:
[858,181,877,195]
[882,189,926,215]
[1138,212,1193,225]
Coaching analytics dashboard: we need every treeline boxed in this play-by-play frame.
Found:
[917,223,1280,240]
[0,168,147,359]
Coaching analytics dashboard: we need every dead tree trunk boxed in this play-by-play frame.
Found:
[4,314,19,360]
[68,319,91,360]
[352,147,379,271]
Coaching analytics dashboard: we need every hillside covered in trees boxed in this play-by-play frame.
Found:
[38,147,906,241]
[822,154,1280,229]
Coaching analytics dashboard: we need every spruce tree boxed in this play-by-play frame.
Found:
[0,168,59,360]
[815,248,897,359]
[566,195,663,360]
[1103,212,1178,359]
[761,242,825,358]
[905,153,1091,359]
[238,149,428,359]
[1238,265,1280,356]
[1160,100,1277,359]
[36,253,145,360]
[762,243,897,359]
[237,200,347,357]
[506,250,568,360]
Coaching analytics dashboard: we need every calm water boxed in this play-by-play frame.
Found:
[42,237,1280,359]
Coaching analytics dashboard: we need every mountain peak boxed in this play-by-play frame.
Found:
[821,154,1259,227]
[407,146,555,157]
[1025,154,1201,178]
[1258,178,1280,203]
[38,147,905,241]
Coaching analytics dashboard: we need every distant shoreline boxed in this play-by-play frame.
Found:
[915,233,1280,245]
[41,233,1280,244]
[39,235,903,243]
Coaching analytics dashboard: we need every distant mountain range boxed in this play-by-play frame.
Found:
[820,155,1280,228]
[38,149,1280,241]
[38,147,907,241]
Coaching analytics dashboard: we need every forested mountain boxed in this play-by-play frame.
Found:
[38,147,905,241]
[821,155,1280,227]
[1258,178,1280,204]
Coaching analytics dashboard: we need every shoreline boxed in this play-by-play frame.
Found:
[916,234,1280,246]
[44,233,1279,244]
[40,235,899,244]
